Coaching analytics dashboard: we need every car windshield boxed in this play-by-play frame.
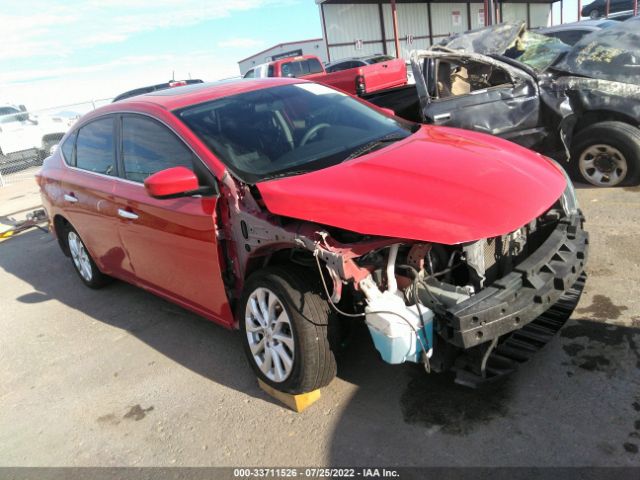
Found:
[176,83,416,183]
[511,31,572,71]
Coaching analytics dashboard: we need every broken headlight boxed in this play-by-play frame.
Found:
[549,159,579,217]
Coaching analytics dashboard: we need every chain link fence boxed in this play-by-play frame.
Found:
[0,98,112,187]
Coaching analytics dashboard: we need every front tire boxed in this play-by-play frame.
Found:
[589,9,600,19]
[570,121,640,187]
[239,267,337,394]
[66,226,111,289]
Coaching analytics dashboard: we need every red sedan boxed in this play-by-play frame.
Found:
[38,78,588,393]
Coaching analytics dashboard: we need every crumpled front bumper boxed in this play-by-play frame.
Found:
[444,211,589,349]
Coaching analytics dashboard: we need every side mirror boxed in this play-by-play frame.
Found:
[144,167,200,199]
[19,105,27,112]
[380,107,395,116]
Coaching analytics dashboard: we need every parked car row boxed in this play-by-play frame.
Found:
[580,0,637,19]
[243,54,407,96]
[37,17,640,396]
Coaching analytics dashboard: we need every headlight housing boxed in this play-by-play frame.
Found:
[549,158,579,217]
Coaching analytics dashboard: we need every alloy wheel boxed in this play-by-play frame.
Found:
[68,231,93,282]
[245,287,295,382]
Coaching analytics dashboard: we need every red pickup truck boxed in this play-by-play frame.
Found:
[243,54,407,96]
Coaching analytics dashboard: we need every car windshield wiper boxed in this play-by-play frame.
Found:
[344,134,407,161]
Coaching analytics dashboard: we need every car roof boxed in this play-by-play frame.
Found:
[112,79,204,102]
[96,77,305,113]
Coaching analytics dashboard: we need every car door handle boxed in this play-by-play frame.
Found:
[117,208,139,220]
[64,193,78,203]
[433,113,451,122]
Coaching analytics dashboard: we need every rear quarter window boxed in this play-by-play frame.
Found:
[61,132,76,165]
[75,117,116,176]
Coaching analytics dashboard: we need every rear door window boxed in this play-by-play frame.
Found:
[366,55,394,64]
[327,61,364,72]
[75,118,116,175]
[305,58,324,74]
[326,62,344,73]
[121,115,196,183]
[435,59,511,99]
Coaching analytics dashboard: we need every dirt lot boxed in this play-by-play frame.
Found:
[0,180,639,467]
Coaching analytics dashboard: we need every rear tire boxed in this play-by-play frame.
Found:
[589,9,600,19]
[65,226,111,289]
[239,266,337,394]
[570,121,640,187]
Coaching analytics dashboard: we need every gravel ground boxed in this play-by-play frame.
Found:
[0,181,638,467]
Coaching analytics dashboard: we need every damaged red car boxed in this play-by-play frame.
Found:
[37,78,588,392]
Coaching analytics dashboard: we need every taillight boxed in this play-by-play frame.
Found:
[355,75,366,95]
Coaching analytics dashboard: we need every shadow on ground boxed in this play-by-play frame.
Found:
[323,304,640,465]
[0,229,265,403]
[1,229,639,466]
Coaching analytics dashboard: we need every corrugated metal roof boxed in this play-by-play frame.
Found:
[317,0,555,4]
[237,38,324,64]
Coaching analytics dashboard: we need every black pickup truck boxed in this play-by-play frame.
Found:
[363,20,640,188]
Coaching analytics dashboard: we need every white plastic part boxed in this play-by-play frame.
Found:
[365,290,420,338]
[364,290,434,364]
[386,244,400,294]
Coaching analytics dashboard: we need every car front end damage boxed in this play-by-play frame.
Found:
[217,160,588,385]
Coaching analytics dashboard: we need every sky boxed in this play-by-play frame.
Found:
[0,0,322,112]
[1,0,585,113]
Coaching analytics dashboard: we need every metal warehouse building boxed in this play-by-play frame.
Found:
[316,0,553,61]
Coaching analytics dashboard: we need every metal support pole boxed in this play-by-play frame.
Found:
[606,0,610,16]
[391,0,401,58]
[560,0,564,23]
[427,1,434,45]
[634,0,638,16]
[378,3,387,55]
[484,0,490,25]
[578,0,582,19]
[489,0,496,25]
